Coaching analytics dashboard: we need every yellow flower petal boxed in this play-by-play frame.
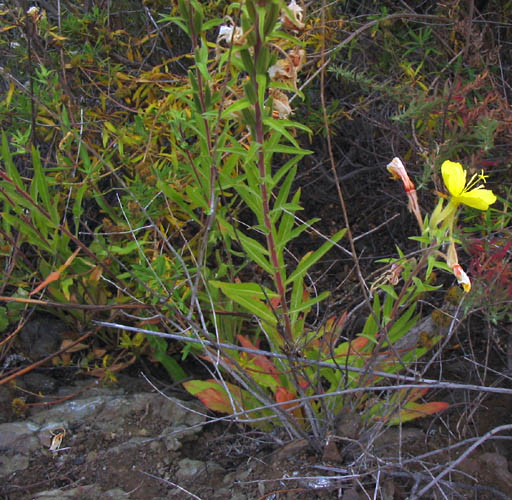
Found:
[457,188,497,210]
[441,160,497,211]
[441,161,466,197]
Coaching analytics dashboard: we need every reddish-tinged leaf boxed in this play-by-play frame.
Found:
[29,271,61,296]
[237,335,281,383]
[270,296,281,308]
[316,312,347,353]
[29,248,80,297]
[388,401,449,425]
[195,387,233,413]
[275,386,302,420]
[183,379,235,413]
[334,335,369,357]
[404,387,429,403]
[297,376,309,389]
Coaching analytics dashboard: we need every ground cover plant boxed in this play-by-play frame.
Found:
[1,0,512,498]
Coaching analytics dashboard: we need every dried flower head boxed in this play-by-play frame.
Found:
[281,0,305,32]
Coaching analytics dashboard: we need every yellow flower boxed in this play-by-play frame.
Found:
[441,160,497,210]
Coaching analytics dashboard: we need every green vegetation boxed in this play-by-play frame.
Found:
[1,0,511,495]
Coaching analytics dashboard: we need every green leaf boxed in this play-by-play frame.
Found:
[2,212,52,253]
[240,49,254,75]
[237,232,274,274]
[378,284,398,300]
[79,144,93,175]
[382,291,394,323]
[108,241,147,255]
[244,80,258,105]
[362,294,381,337]
[264,144,313,156]
[256,73,267,106]
[263,1,280,37]
[289,290,330,315]
[146,334,187,382]
[32,147,58,224]
[72,184,87,237]
[2,132,23,188]
[221,98,251,119]
[263,117,299,147]
[286,229,346,285]
[386,305,419,345]
[209,281,278,326]
[274,166,297,217]
[0,306,9,332]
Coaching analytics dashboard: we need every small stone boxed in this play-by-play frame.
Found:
[150,440,162,452]
[0,453,29,477]
[206,460,225,474]
[0,421,40,454]
[176,458,206,481]
[478,452,512,491]
[72,456,85,466]
[341,487,363,500]
[272,438,309,463]
[214,488,247,500]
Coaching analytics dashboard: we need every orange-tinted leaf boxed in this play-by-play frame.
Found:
[334,335,369,357]
[389,401,449,425]
[29,271,61,296]
[237,335,281,383]
[275,386,302,420]
[183,379,234,413]
[315,312,347,353]
[270,296,281,308]
[87,265,103,284]
[29,248,80,296]
[194,387,233,413]
[297,376,309,389]
[404,387,429,403]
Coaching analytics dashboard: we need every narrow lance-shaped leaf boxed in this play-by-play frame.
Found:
[286,229,346,285]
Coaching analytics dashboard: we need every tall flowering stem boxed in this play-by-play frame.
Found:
[252,18,294,345]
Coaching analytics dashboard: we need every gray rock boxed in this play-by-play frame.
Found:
[162,426,183,451]
[213,488,247,500]
[0,420,40,454]
[30,396,106,424]
[158,396,205,428]
[176,458,206,480]
[373,427,425,450]
[32,484,101,499]
[0,452,29,477]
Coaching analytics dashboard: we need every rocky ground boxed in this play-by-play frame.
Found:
[1,366,512,500]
